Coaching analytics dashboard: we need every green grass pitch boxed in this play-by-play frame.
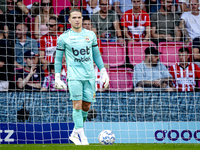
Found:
[0,143,200,150]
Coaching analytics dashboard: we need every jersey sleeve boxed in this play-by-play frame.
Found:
[120,13,127,27]
[56,35,65,50]
[40,36,46,51]
[92,32,98,46]
[55,35,65,73]
[169,65,176,86]
[194,64,200,79]
[92,32,104,70]
[180,12,187,21]
[97,38,103,54]
[169,65,175,79]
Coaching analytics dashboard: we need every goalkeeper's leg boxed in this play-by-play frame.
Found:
[68,81,87,145]
[70,80,95,145]
[81,80,96,124]
[70,100,88,145]
[78,80,96,145]
[71,101,91,145]
[82,101,91,123]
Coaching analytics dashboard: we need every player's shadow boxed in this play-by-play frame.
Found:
[87,109,97,121]
[17,101,30,122]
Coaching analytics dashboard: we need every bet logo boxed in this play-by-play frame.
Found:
[72,46,90,56]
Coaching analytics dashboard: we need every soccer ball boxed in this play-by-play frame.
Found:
[98,130,115,145]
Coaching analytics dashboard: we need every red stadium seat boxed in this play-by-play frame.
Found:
[128,42,156,65]
[24,0,39,6]
[159,42,190,67]
[108,68,133,91]
[101,42,126,67]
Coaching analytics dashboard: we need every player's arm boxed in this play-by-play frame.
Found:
[175,14,181,41]
[26,82,41,89]
[158,63,173,88]
[92,34,109,88]
[55,35,65,73]
[134,65,157,88]
[92,45,104,71]
[15,0,29,15]
[17,66,36,89]
[180,3,190,12]
[113,2,123,18]
[143,26,151,42]
[179,19,191,42]
[54,35,67,90]
[87,0,98,9]
[14,60,23,68]
[121,14,132,42]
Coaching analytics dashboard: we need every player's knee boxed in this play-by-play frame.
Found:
[82,105,90,112]
[73,101,82,109]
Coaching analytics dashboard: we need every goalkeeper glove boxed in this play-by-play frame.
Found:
[100,68,109,88]
[55,73,67,90]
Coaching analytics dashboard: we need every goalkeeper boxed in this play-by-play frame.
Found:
[54,8,109,145]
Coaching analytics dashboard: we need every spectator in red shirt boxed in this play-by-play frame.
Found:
[170,47,200,91]
[40,16,61,70]
[121,0,151,43]
[34,0,55,40]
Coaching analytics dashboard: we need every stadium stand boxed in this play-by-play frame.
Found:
[108,68,133,91]
[1,0,200,145]
[101,42,126,67]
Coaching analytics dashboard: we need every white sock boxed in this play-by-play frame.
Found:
[76,128,87,139]
[71,128,78,137]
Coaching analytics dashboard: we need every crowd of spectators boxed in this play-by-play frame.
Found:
[0,0,200,92]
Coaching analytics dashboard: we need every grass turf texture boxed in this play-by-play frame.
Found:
[0,143,200,150]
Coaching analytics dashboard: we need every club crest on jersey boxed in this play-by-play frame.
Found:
[93,93,96,99]
[85,36,90,42]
